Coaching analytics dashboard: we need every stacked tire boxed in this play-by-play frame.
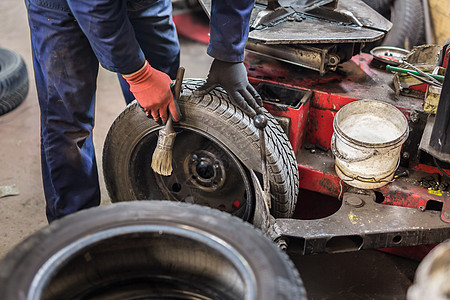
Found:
[0,201,306,300]
[103,79,299,220]
[0,48,28,116]
[363,0,426,49]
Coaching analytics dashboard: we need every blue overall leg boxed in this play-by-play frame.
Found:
[118,0,180,104]
[27,1,100,222]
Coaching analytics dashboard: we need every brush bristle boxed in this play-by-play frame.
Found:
[151,147,173,176]
[152,117,177,176]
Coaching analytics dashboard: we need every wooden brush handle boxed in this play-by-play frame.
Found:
[173,67,185,101]
[163,117,175,135]
[164,67,185,134]
[168,67,185,122]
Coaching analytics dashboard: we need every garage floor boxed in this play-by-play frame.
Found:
[0,1,419,299]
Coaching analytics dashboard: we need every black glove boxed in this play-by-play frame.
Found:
[194,59,263,117]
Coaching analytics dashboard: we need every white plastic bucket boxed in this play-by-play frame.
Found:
[331,100,409,189]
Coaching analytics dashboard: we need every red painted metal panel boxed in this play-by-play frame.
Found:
[173,14,210,45]
[297,163,343,198]
[443,47,450,68]
[264,99,310,155]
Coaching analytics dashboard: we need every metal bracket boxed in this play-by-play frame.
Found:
[251,0,296,30]
[274,190,450,255]
[420,115,450,164]
[250,170,271,232]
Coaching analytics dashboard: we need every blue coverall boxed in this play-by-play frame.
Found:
[26,0,254,222]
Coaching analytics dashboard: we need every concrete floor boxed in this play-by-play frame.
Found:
[0,1,419,299]
[1,0,48,257]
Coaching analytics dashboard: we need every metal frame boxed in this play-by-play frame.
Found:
[246,51,450,255]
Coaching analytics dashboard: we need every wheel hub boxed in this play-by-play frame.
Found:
[185,151,225,192]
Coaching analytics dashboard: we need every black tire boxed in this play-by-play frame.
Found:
[363,0,425,50]
[362,0,393,15]
[0,201,307,300]
[382,0,425,49]
[0,48,28,116]
[102,79,299,218]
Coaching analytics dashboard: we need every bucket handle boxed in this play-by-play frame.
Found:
[331,134,378,163]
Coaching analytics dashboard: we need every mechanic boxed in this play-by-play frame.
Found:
[26,0,263,222]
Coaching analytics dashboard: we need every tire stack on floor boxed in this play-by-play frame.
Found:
[0,48,28,116]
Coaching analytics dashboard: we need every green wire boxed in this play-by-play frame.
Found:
[386,65,445,82]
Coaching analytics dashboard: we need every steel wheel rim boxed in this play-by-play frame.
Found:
[128,125,254,220]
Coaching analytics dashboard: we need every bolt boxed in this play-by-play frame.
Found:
[276,238,288,251]
[410,111,419,123]
[395,170,410,179]
[345,195,365,207]
[402,152,410,160]
[310,149,316,154]
[192,154,198,162]
[439,183,448,191]
[419,206,425,212]
[328,55,340,66]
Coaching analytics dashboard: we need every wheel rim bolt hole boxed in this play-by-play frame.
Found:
[171,183,182,193]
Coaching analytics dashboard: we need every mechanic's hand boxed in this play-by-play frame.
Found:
[194,59,263,117]
[123,61,179,123]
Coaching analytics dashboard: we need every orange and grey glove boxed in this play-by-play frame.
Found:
[194,59,263,117]
[123,61,179,123]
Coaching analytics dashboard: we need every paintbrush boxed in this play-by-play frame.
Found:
[151,67,185,176]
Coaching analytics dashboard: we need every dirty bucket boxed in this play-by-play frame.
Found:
[331,100,409,189]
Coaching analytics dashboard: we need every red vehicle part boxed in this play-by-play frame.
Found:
[441,43,450,68]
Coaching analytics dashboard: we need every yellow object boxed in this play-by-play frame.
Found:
[428,189,443,196]
[424,85,442,114]
[424,66,446,114]
[429,0,450,45]
[348,214,363,225]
